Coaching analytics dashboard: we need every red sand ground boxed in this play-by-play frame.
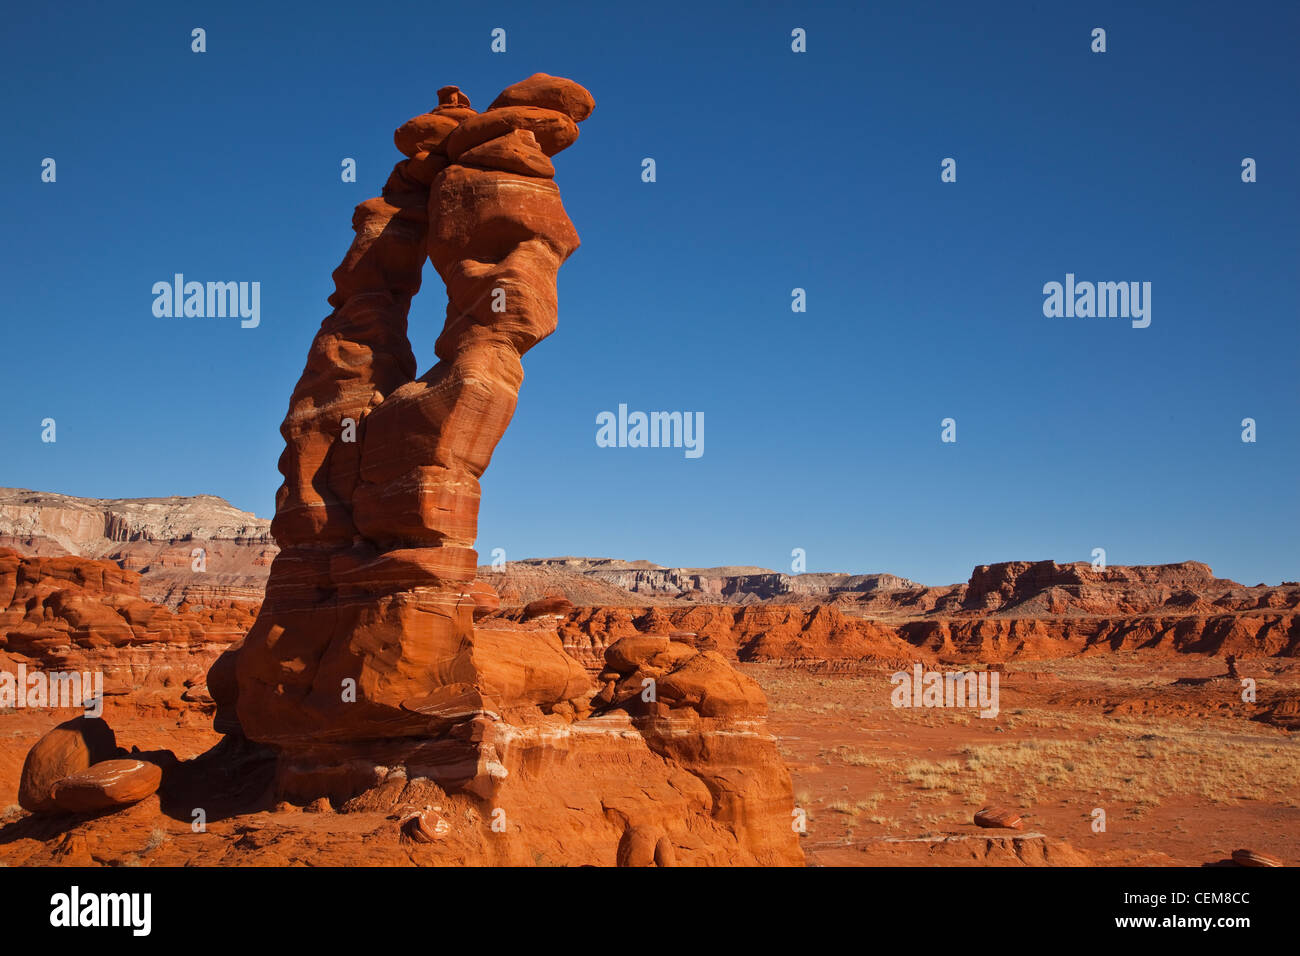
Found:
[754,656,1299,866]
[2,543,1297,866]
[0,653,1294,866]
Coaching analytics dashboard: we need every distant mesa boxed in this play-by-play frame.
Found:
[4,491,1297,671]
[0,487,273,609]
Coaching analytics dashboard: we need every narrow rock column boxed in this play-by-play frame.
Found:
[236,78,595,749]
[352,81,591,583]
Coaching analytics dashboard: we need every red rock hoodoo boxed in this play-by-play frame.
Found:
[228,76,802,865]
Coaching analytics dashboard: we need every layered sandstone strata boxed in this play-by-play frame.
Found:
[0,548,250,715]
[552,602,1300,669]
[0,488,274,609]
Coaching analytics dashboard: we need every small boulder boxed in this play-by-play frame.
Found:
[394,112,462,157]
[402,808,450,843]
[437,85,472,109]
[443,106,579,161]
[50,758,162,813]
[489,73,595,122]
[616,824,661,867]
[605,635,671,672]
[974,806,1024,830]
[1256,695,1300,730]
[458,129,555,178]
[655,651,768,718]
[1232,848,1283,867]
[522,596,574,620]
[18,716,119,813]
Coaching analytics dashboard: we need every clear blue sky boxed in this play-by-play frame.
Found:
[2,1,1296,585]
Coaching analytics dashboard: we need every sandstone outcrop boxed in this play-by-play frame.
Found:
[223,79,803,866]
[0,549,251,719]
[235,78,592,747]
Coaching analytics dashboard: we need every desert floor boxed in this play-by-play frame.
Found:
[0,653,1295,866]
[753,655,1300,866]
